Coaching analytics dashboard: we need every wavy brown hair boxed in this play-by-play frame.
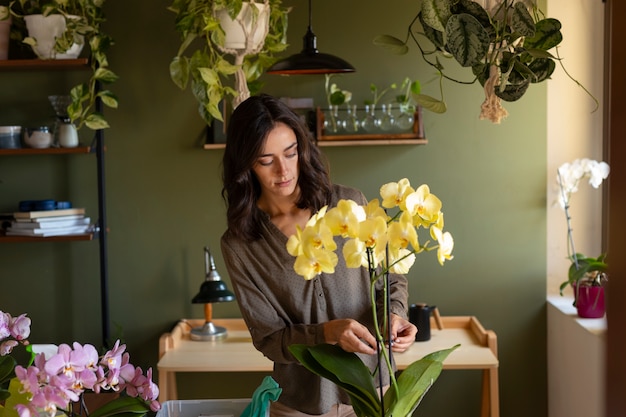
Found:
[221,94,333,240]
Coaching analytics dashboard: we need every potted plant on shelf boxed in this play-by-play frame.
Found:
[556,158,610,318]
[168,0,290,125]
[374,0,597,124]
[9,0,118,131]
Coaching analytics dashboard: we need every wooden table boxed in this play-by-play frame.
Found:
[158,317,499,417]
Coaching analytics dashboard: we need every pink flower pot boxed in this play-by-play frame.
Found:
[574,284,606,318]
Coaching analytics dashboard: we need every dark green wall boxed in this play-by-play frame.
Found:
[0,0,548,416]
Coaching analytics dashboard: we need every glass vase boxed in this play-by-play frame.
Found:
[379,104,395,132]
[344,104,359,133]
[394,103,415,131]
[360,104,380,133]
[324,105,342,134]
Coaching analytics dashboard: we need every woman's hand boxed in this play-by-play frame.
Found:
[323,319,377,355]
[388,314,417,352]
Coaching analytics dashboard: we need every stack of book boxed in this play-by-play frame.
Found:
[4,208,93,237]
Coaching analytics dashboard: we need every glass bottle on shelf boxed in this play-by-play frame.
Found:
[360,104,380,133]
[394,103,415,131]
[379,104,395,132]
[344,104,359,133]
[324,105,342,134]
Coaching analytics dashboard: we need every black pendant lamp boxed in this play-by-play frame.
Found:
[266,0,355,75]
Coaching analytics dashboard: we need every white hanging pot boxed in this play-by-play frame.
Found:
[215,2,270,51]
[24,14,84,59]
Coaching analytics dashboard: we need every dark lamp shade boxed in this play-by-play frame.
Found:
[266,51,355,75]
[192,280,235,304]
[266,0,355,75]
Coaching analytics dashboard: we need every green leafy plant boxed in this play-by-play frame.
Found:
[374,0,596,124]
[168,0,289,125]
[9,0,118,131]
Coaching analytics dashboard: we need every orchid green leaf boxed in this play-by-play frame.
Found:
[88,396,152,417]
[386,345,459,417]
[289,344,381,417]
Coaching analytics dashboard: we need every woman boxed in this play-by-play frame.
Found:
[220,94,416,417]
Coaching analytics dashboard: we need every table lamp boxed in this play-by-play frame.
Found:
[190,246,235,341]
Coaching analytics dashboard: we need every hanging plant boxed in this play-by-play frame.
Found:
[374,0,597,123]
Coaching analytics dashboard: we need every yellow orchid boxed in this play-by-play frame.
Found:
[405,184,442,226]
[286,178,455,417]
[364,198,388,222]
[432,226,454,266]
[358,216,388,249]
[430,212,444,241]
[301,221,337,254]
[294,247,338,280]
[307,205,328,227]
[324,199,365,238]
[380,178,414,211]
[343,238,367,268]
[387,247,416,274]
[286,226,304,257]
[388,211,419,252]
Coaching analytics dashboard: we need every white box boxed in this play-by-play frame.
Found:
[157,399,252,417]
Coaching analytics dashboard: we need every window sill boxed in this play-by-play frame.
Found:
[547,295,606,336]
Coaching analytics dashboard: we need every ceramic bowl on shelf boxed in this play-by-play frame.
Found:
[24,126,53,149]
[0,126,22,149]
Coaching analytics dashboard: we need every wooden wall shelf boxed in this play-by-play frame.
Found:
[0,231,94,242]
[0,58,89,71]
[0,146,92,155]
[203,106,428,149]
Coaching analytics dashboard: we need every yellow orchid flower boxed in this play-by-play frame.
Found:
[432,226,454,265]
[358,216,388,249]
[286,225,304,257]
[343,238,367,268]
[388,247,416,274]
[405,184,442,225]
[430,212,444,241]
[293,248,338,280]
[364,198,388,222]
[324,199,365,238]
[388,211,419,252]
[301,221,337,253]
[379,178,414,210]
[306,205,328,227]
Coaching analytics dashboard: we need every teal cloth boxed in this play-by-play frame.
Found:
[240,376,282,417]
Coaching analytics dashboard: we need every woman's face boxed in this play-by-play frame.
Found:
[252,122,300,200]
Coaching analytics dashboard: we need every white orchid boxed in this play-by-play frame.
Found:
[556,158,610,209]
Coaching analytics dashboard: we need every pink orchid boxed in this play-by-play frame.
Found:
[1,340,18,355]
[10,314,31,340]
[12,337,160,417]
[0,312,10,341]
[100,340,126,371]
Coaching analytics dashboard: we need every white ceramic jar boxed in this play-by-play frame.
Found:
[58,120,79,147]
[24,126,53,149]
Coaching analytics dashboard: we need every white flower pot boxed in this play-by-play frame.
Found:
[215,2,270,50]
[24,14,84,59]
